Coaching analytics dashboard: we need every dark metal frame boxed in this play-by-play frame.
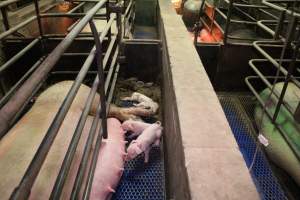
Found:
[0,0,133,199]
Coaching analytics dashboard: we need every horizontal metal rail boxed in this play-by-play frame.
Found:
[0,16,37,40]
[253,41,300,88]
[0,38,40,75]
[249,59,298,115]
[67,2,86,14]
[262,0,300,17]
[40,13,106,18]
[0,56,46,108]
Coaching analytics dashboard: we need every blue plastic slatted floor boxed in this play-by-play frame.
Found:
[219,95,288,200]
[112,147,165,200]
[112,100,165,200]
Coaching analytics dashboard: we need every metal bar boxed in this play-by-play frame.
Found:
[106,0,111,41]
[82,64,119,200]
[223,0,269,8]
[257,20,277,37]
[51,71,97,74]
[33,0,43,37]
[0,0,19,9]
[49,72,99,200]
[253,41,300,87]
[45,19,114,199]
[71,47,118,199]
[274,10,286,40]
[0,0,108,137]
[4,1,108,199]
[40,13,106,18]
[249,59,296,115]
[1,7,9,30]
[89,20,107,139]
[0,38,40,75]
[0,16,37,40]
[273,23,300,122]
[68,2,86,14]
[0,56,45,108]
[246,76,300,162]
[258,8,279,20]
[262,0,300,17]
[223,0,233,45]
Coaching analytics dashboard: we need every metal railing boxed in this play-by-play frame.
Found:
[0,0,134,199]
[245,1,300,163]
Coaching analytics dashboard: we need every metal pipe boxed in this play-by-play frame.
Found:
[89,20,107,139]
[249,59,296,115]
[40,13,106,18]
[1,7,9,30]
[82,64,119,200]
[0,38,40,75]
[0,56,45,108]
[49,71,99,200]
[0,0,108,138]
[41,18,114,199]
[274,10,286,40]
[4,1,108,199]
[0,0,19,9]
[223,0,233,45]
[246,76,300,162]
[0,16,37,40]
[68,2,86,14]
[253,41,300,87]
[71,47,118,199]
[262,0,300,17]
[33,0,43,37]
[273,23,300,122]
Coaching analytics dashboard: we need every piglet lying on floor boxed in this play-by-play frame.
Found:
[126,121,163,163]
[122,92,159,114]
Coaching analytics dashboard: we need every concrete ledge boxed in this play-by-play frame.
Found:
[159,0,260,199]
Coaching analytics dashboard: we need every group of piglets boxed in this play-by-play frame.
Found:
[91,92,163,199]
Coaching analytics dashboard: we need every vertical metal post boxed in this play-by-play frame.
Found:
[272,17,299,123]
[89,20,108,139]
[1,7,9,30]
[106,0,111,42]
[223,0,233,45]
[33,0,43,37]
[274,10,285,40]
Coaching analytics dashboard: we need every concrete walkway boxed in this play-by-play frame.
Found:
[159,0,260,199]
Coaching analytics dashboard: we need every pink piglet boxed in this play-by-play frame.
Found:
[126,121,163,163]
[121,120,152,138]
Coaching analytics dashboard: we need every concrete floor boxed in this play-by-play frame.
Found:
[159,0,260,199]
